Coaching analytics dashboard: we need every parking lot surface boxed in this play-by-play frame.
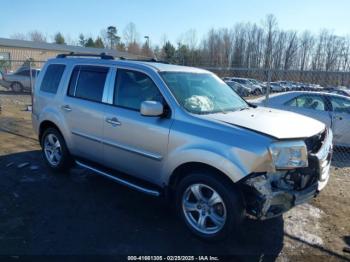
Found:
[0,90,350,261]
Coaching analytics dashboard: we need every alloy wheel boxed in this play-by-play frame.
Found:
[182,183,227,235]
[44,133,62,166]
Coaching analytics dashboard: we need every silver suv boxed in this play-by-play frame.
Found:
[32,53,332,241]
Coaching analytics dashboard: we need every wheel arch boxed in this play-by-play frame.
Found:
[168,162,237,191]
[39,120,64,145]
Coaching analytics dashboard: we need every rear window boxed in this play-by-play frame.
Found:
[40,64,66,93]
[68,66,108,102]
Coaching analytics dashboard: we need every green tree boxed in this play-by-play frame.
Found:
[54,32,65,44]
[85,37,95,47]
[78,34,86,47]
[162,41,176,63]
[107,26,119,48]
[176,43,191,65]
[94,37,105,48]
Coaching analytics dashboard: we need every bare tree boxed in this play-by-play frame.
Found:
[263,14,278,69]
[272,31,286,70]
[28,31,47,42]
[298,31,314,71]
[123,22,139,45]
[283,31,298,70]
[324,32,342,71]
[10,33,27,40]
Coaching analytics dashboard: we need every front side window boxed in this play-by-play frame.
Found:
[114,69,163,110]
[40,64,65,94]
[68,66,108,102]
[286,95,325,111]
[161,72,248,114]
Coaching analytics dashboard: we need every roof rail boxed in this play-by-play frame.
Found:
[118,57,169,64]
[56,52,114,60]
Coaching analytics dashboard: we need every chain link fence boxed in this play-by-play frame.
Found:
[0,59,349,166]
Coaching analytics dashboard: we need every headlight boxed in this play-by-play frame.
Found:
[269,141,308,169]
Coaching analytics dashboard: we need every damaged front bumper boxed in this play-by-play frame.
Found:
[240,129,333,220]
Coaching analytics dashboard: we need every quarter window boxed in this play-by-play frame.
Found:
[114,69,163,110]
[40,64,66,94]
[68,66,108,102]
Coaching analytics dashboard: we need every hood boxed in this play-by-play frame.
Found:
[205,107,325,140]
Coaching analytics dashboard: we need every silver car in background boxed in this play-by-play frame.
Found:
[252,91,350,147]
[224,80,251,97]
[231,77,263,95]
[2,67,40,92]
[32,54,332,241]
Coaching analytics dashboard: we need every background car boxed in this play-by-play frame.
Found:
[268,82,285,92]
[225,80,251,97]
[325,86,350,97]
[2,67,40,92]
[251,91,350,147]
[231,77,263,95]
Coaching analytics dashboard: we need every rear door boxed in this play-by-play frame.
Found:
[61,65,110,164]
[328,96,350,146]
[103,68,172,184]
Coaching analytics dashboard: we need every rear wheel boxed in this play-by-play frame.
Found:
[41,128,72,172]
[11,82,23,92]
[176,172,243,241]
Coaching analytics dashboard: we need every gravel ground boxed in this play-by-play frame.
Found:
[0,90,349,261]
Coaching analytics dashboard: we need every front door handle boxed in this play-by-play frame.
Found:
[106,117,121,126]
[61,105,72,112]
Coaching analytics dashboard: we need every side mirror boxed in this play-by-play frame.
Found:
[140,101,164,117]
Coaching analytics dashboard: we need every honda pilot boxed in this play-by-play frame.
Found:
[32,53,333,241]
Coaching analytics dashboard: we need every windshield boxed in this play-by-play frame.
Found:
[161,72,248,114]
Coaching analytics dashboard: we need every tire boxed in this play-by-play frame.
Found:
[11,82,23,92]
[253,89,262,96]
[175,172,244,241]
[41,127,73,172]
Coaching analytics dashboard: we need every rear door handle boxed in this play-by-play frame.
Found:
[61,105,72,112]
[106,117,121,126]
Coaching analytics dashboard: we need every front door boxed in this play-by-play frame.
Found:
[285,94,332,128]
[103,68,172,184]
[329,96,350,146]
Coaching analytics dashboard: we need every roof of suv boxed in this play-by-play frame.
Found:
[48,57,209,73]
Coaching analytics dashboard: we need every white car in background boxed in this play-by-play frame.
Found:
[251,91,350,147]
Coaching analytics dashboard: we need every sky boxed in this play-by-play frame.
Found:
[1,0,350,46]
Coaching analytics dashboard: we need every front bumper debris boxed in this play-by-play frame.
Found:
[241,129,333,220]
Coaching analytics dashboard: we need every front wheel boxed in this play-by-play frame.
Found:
[176,172,243,241]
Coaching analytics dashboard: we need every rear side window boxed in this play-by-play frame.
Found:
[40,64,66,93]
[68,66,108,102]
